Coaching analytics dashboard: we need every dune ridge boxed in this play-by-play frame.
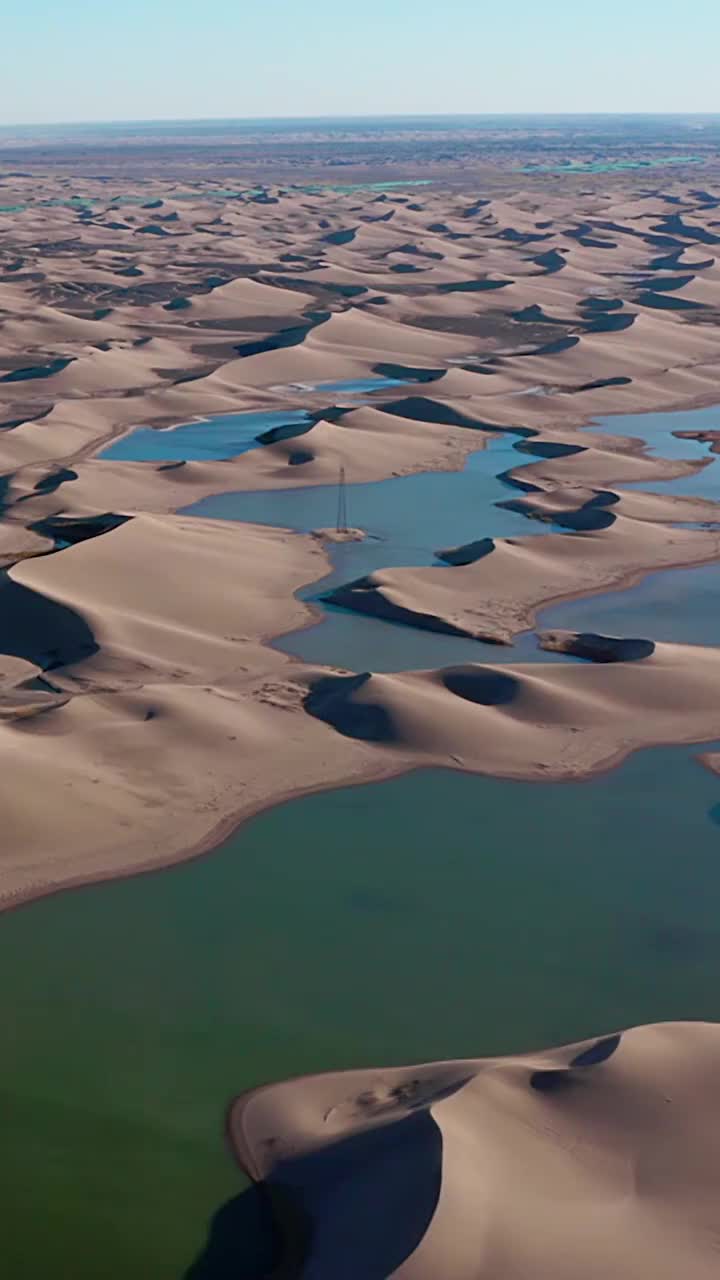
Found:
[228,1021,720,1279]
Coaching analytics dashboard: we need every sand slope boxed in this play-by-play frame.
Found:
[328,518,720,644]
[229,1021,720,1279]
[302,640,720,777]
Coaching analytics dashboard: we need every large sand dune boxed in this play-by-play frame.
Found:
[327,516,720,644]
[229,1021,720,1279]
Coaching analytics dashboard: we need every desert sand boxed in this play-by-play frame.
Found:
[5,128,720,1280]
[2,172,720,906]
[228,1021,720,1279]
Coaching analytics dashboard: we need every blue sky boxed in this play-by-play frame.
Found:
[2,0,719,125]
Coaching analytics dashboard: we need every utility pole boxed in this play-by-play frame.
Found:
[336,464,348,533]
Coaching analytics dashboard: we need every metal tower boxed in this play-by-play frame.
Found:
[336,464,348,533]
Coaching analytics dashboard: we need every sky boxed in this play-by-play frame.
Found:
[2,0,720,125]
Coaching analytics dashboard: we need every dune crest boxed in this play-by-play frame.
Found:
[327,517,720,644]
[229,1021,720,1279]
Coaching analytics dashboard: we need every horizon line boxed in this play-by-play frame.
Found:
[2,110,720,131]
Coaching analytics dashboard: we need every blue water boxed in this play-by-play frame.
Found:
[303,377,408,395]
[591,405,720,499]
[98,383,418,462]
[185,435,533,556]
[538,560,720,647]
[519,155,703,174]
[297,179,434,193]
[99,409,312,462]
[183,402,720,669]
[524,406,720,642]
[184,434,575,669]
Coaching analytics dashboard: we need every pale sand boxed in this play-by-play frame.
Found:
[4,617,720,903]
[3,180,720,905]
[228,1021,720,1279]
[0,514,383,907]
[327,516,720,644]
[301,639,720,778]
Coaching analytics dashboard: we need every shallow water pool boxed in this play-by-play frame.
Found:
[100,409,313,462]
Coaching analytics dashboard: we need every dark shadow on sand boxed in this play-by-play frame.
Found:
[304,672,396,742]
[182,1184,282,1280]
[0,574,98,669]
[186,1108,442,1279]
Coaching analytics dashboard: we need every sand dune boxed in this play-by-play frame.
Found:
[4,175,720,906]
[229,1021,720,1279]
[327,517,720,644]
[301,639,720,776]
[4,618,720,904]
[10,512,328,681]
[0,513,381,906]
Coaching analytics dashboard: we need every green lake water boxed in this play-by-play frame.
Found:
[2,745,720,1277]
[5,398,720,1274]
[519,155,703,174]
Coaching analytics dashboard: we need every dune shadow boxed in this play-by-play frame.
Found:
[30,512,130,547]
[497,490,618,531]
[303,672,396,742]
[234,312,330,360]
[583,313,636,334]
[372,362,444,384]
[0,357,73,383]
[439,278,510,293]
[321,227,357,246]
[442,666,518,705]
[651,215,720,246]
[635,274,694,294]
[436,536,495,566]
[530,1033,623,1092]
[514,440,584,460]
[529,248,566,274]
[511,303,572,326]
[182,1184,282,1280]
[580,296,624,312]
[538,631,654,663]
[323,578,474,640]
[378,395,534,438]
[635,292,706,311]
[0,574,98,670]
[529,336,580,356]
[572,376,631,394]
[188,1108,443,1278]
[235,1109,441,1280]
